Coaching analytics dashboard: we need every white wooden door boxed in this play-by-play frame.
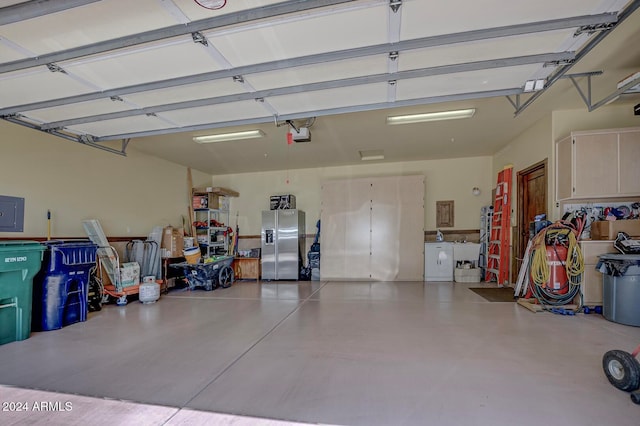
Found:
[321,175,424,281]
[320,179,371,280]
[370,175,424,281]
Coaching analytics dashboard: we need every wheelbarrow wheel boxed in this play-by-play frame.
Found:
[218,265,234,288]
[602,350,640,392]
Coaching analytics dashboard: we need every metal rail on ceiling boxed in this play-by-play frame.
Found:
[0,12,617,116]
[511,0,640,116]
[38,51,575,131]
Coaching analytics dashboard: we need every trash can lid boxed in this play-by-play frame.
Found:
[599,253,640,262]
[0,240,45,251]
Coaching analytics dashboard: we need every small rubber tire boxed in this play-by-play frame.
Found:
[602,350,640,392]
[218,265,234,288]
[631,391,640,405]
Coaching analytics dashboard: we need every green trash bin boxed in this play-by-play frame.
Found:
[0,241,45,345]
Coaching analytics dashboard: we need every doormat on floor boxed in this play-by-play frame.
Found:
[469,287,516,302]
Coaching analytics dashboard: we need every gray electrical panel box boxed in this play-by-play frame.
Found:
[0,195,25,232]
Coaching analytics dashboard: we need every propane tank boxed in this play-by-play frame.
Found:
[545,244,568,294]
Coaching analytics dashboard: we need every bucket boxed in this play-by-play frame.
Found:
[183,246,201,264]
[184,237,194,248]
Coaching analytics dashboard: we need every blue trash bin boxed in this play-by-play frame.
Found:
[32,241,98,331]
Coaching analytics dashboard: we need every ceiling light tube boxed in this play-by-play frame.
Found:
[193,130,265,143]
[361,155,385,161]
[359,150,385,161]
[386,108,475,125]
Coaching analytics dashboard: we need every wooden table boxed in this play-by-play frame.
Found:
[233,257,261,282]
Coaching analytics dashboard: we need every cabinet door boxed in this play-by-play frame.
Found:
[370,175,424,281]
[573,133,618,197]
[619,131,640,194]
[425,243,453,281]
[555,136,572,200]
[320,179,371,280]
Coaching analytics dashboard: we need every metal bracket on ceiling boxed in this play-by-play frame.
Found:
[285,119,299,132]
[46,63,66,73]
[232,75,244,84]
[574,22,616,37]
[543,58,575,67]
[389,0,402,13]
[564,70,640,112]
[2,113,128,156]
[505,94,522,111]
[191,31,208,46]
[388,51,399,61]
[110,96,123,102]
[77,133,129,155]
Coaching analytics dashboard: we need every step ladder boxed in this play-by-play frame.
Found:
[485,166,513,285]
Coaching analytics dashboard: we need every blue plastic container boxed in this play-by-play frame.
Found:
[32,241,97,331]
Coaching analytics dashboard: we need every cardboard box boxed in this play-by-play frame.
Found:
[161,226,184,257]
[270,194,296,210]
[119,262,140,288]
[192,193,219,209]
[591,220,640,240]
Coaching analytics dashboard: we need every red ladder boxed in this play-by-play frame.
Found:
[485,166,513,285]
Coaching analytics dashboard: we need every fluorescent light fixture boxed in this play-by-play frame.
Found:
[359,150,385,161]
[523,79,545,93]
[386,109,475,125]
[193,130,265,143]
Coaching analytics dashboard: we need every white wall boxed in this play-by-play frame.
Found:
[552,104,640,141]
[0,121,210,238]
[212,156,494,236]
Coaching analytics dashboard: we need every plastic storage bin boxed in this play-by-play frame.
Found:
[597,253,640,327]
[0,241,45,345]
[32,241,97,331]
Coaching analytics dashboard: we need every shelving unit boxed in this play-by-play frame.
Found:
[194,208,229,258]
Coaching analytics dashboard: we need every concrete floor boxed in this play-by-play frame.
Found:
[1,280,639,426]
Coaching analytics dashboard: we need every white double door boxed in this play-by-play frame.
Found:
[320,175,425,281]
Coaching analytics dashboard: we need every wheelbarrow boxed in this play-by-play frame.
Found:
[602,343,640,404]
[170,255,234,291]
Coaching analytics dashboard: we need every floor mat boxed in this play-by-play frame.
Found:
[469,287,515,302]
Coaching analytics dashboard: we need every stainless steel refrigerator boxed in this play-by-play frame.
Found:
[261,209,305,280]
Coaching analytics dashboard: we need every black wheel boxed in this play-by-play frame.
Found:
[602,350,640,392]
[218,265,234,288]
[631,391,640,405]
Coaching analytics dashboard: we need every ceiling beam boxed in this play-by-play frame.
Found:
[513,0,640,116]
[0,0,100,26]
[0,0,358,74]
[94,88,523,141]
[0,12,617,116]
[39,51,574,130]
[2,115,126,156]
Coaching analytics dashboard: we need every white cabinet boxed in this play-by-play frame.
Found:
[579,240,616,306]
[555,127,640,201]
[425,243,453,281]
[321,175,425,281]
[194,208,229,258]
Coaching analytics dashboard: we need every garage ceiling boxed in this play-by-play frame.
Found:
[1,0,639,174]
